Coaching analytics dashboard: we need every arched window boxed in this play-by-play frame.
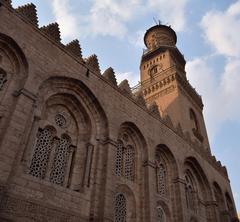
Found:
[29,127,55,179]
[116,141,124,177]
[213,183,225,220]
[157,207,165,222]
[124,145,135,181]
[185,173,197,212]
[50,135,72,185]
[226,193,235,219]
[114,193,127,222]
[156,163,166,196]
[115,138,135,181]
[149,65,159,78]
[0,68,7,90]
[29,113,75,187]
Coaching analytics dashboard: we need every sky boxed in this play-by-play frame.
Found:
[12,0,240,213]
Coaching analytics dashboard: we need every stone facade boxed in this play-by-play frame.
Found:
[0,1,239,222]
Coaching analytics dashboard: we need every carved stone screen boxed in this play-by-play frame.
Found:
[29,127,54,178]
[114,194,127,222]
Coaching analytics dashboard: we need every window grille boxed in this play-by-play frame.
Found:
[50,136,71,185]
[55,113,67,128]
[0,71,7,90]
[114,194,127,222]
[115,140,135,181]
[124,146,134,181]
[157,207,165,222]
[156,164,166,195]
[115,141,123,177]
[29,127,54,178]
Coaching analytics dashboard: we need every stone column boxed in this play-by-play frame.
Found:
[69,141,87,191]
[0,89,36,183]
[172,177,187,222]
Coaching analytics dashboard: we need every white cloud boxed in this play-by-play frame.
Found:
[201,0,240,57]
[128,30,145,49]
[115,71,140,87]
[50,0,189,41]
[185,1,240,140]
[148,0,189,31]
[186,58,221,139]
[51,0,79,41]
[186,56,240,139]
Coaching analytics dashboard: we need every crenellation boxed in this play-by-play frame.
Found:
[118,79,132,97]
[0,0,12,7]
[85,54,101,74]
[15,3,38,27]
[134,91,147,109]
[40,23,61,43]
[148,101,161,119]
[0,3,238,222]
[65,39,82,59]
[103,67,118,86]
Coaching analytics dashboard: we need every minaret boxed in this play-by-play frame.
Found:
[140,24,210,149]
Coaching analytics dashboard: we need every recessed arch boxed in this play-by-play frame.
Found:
[225,192,236,219]
[184,157,211,198]
[115,184,137,220]
[117,121,148,162]
[155,144,179,200]
[156,199,171,221]
[38,76,109,141]
[184,156,213,221]
[0,32,28,86]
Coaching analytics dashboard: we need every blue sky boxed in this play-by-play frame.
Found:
[12,0,240,213]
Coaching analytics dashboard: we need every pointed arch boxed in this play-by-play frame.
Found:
[0,33,28,88]
[155,144,179,196]
[225,192,236,220]
[25,76,109,190]
[184,157,213,220]
[115,184,137,221]
[0,33,29,143]
[115,121,148,181]
[154,144,179,222]
[213,182,225,220]
[38,76,109,140]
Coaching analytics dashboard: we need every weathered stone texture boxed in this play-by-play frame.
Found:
[0,3,238,222]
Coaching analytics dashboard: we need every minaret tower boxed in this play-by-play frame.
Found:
[140,24,210,149]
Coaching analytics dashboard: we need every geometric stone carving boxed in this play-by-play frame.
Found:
[115,194,127,222]
[157,207,165,222]
[156,164,166,196]
[103,67,117,86]
[65,39,82,58]
[148,101,161,118]
[0,71,7,90]
[29,127,54,179]
[118,79,132,97]
[134,90,147,108]
[16,3,38,27]
[50,136,71,185]
[115,140,135,181]
[40,23,61,42]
